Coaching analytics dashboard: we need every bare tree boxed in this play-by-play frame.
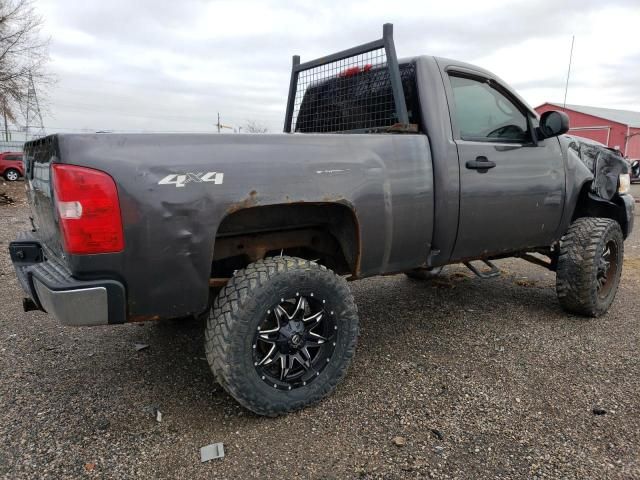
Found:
[243,120,269,134]
[0,0,50,140]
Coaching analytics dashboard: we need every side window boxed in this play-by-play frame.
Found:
[449,75,530,143]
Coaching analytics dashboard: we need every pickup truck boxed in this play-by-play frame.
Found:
[9,24,635,416]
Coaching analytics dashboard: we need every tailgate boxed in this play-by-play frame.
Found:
[23,135,65,258]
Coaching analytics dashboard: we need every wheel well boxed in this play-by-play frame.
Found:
[572,183,630,237]
[211,203,360,279]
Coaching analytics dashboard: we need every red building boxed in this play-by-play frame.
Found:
[535,103,640,160]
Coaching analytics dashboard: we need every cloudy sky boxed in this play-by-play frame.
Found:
[35,0,640,134]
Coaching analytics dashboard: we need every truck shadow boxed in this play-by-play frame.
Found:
[127,267,569,414]
[21,266,620,438]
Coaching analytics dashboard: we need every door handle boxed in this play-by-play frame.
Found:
[465,156,496,171]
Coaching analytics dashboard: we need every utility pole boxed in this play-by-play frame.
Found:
[214,112,233,133]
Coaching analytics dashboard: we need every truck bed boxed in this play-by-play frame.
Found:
[23,132,434,321]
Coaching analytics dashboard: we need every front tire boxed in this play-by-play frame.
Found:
[556,217,624,317]
[4,169,19,181]
[204,256,359,416]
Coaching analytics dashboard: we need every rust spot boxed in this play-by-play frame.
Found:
[213,228,319,263]
[209,278,230,287]
[217,202,361,278]
[387,122,419,133]
[226,190,259,214]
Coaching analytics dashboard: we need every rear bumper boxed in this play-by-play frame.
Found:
[10,236,126,326]
[32,278,117,326]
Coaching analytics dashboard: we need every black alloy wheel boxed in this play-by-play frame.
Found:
[253,293,337,390]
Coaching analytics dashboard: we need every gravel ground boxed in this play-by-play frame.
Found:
[1,180,639,479]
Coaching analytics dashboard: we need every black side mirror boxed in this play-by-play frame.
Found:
[538,110,570,139]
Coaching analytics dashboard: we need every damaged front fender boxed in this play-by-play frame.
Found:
[558,135,634,238]
[566,135,629,200]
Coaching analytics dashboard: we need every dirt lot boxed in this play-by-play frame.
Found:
[1,180,639,479]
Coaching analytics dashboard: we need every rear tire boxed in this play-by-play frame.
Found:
[556,217,624,317]
[4,169,19,181]
[204,256,359,416]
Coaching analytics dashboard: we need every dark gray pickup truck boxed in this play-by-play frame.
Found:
[9,24,635,415]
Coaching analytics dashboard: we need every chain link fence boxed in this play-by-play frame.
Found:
[0,140,24,152]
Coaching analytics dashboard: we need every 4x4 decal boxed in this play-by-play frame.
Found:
[158,172,224,188]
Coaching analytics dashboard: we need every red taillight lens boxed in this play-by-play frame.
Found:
[52,164,124,254]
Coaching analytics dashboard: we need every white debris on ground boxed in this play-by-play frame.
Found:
[200,443,225,462]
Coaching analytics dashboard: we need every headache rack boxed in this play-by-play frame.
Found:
[283,23,416,134]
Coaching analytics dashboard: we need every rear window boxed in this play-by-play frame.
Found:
[5,155,21,161]
[294,62,420,133]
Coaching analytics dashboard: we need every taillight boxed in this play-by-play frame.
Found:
[52,164,124,254]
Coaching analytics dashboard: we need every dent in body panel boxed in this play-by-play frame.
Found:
[382,134,434,272]
[58,133,433,321]
[418,56,461,267]
[380,176,394,271]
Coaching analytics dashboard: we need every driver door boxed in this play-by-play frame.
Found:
[447,73,565,260]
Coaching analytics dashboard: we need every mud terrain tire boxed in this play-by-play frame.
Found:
[205,256,359,416]
[556,217,624,317]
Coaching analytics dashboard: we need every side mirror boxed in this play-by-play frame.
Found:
[538,110,569,139]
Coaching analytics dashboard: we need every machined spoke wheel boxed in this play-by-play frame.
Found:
[254,294,337,389]
[205,256,359,416]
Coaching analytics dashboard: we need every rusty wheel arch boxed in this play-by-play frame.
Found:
[210,202,361,282]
